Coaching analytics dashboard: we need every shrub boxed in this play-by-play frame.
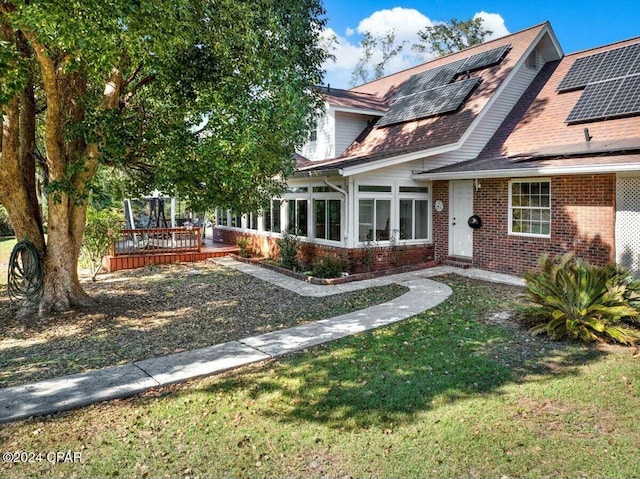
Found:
[312,257,345,279]
[236,237,251,258]
[0,205,14,236]
[519,253,640,345]
[277,231,301,271]
[82,206,122,281]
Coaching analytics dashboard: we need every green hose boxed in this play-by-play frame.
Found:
[7,239,43,303]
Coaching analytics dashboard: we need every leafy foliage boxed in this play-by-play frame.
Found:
[81,207,122,281]
[277,231,301,272]
[350,30,405,86]
[0,205,14,236]
[236,237,251,258]
[311,256,345,278]
[412,17,492,58]
[519,254,640,345]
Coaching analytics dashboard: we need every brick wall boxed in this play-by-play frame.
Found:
[452,174,615,275]
[214,227,434,274]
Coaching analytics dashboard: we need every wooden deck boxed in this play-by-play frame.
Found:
[103,238,238,272]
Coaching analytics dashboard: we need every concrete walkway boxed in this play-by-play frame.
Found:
[0,258,523,424]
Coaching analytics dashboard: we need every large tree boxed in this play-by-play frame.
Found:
[0,0,327,316]
[412,17,493,58]
[350,30,405,86]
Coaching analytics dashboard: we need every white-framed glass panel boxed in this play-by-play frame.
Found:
[509,180,551,237]
[216,208,228,226]
[287,199,308,236]
[249,212,258,230]
[314,198,341,241]
[263,200,282,233]
[398,185,430,241]
[230,212,242,228]
[358,198,391,241]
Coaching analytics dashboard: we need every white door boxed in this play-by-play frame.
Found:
[450,180,474,257]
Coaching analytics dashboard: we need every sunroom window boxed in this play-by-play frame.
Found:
[359,198,391,241]
[263,200,281,233]
[314,199,341,241]
[510,180,551,236]
[287,199,308,236]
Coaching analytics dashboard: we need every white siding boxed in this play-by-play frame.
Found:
[298,106,335,161]
[435,46,545,165]
[334,111,373,157]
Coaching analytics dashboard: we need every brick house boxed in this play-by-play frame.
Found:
[215,21,640,276]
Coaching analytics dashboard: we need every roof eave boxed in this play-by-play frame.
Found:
[411,162,640,181]
[291,168,343,178]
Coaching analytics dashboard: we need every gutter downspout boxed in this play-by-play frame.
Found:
[323,177,349,243]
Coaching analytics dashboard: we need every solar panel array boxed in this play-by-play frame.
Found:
[378,78,481,126]
[379,44,510,127]
[559,41,640,123]
[394,44,511,99]
[558,42,640,92]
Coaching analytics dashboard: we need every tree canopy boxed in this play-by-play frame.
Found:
[0,0,328,315]
[350,17,493,87]
[413,17,493,58]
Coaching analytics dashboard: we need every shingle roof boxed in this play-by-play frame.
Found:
[422,35,640,177]
[298,23,549,174]
[314,86,387,113]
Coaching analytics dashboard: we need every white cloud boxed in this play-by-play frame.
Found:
[321,9,510,89]
[474,11,510,40]
[356,7,433,45]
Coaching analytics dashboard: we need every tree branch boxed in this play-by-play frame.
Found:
[124,74,157,105]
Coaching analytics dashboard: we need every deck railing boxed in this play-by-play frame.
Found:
[112,227,201,256]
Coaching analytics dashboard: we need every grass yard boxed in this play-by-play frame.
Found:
[1,275,638,478]
[0,261,406,388]
[0,236,16,286]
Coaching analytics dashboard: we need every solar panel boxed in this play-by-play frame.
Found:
[378,77,480,126]
[606,75,640,117]
[462,44,511,72]
[557,52,607,91]
[558,42,640,92]
[393,44,511,99]
[393,65,457,98]
[566,78,623,123]
[592,43,640,82]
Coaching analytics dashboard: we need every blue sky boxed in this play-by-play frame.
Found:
[321,0,640,88]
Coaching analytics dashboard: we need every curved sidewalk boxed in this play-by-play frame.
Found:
[0,259,520,424]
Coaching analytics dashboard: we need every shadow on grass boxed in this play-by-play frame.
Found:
[192,275,605,430]
[0,264,406,388]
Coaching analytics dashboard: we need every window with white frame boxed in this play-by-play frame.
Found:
[510,180,551,236]
[358,185,392,242]
[230,212,242,228]
[314,198,341,241]
[287,199,308,236]
[398,186,430,240]
[216,208,228,226]
[263,200,282,233]
[248,212,258,230]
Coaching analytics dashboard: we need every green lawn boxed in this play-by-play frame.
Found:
[0,236,16,286]
[1,275,638,478]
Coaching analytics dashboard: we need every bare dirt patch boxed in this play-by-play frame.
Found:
[0,260,407,388]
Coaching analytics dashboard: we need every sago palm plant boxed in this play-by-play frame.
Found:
[520,254,640,345]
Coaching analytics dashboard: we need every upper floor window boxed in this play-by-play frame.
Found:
[509,180,551,237]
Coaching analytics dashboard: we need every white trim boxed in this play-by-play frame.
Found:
[341,142,460,176]
[330,105,385,116]
[508,178,551,238]
[412,162,640,181]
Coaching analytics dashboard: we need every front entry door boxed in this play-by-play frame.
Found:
[450,180,474,257]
